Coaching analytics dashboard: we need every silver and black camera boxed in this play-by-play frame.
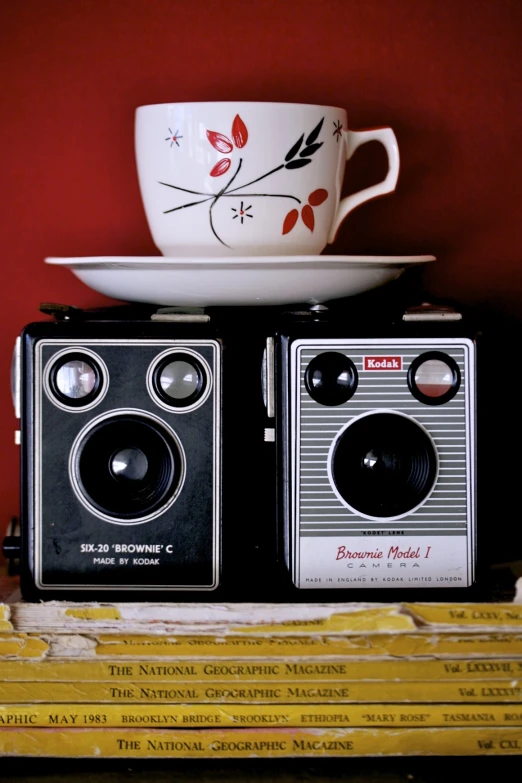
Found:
[11,307,222,600]
[266,302,481,595]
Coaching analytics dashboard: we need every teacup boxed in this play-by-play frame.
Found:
[135,102,399,257]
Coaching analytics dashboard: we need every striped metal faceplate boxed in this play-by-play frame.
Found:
[290,338,476,575]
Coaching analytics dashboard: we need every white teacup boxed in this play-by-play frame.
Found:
[135,102,400,257]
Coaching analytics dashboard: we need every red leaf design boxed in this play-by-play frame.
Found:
[232,114,248,148]
[206,131,233,153]
[301,204,315,232]
[210,158,231,177]
[282,209,299,235]
[308,188,328,206]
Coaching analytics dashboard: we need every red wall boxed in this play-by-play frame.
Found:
[1,0,521,520]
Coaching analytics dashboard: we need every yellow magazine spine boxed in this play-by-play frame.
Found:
[89,632,522,658]
[5,633,522,660]
[11,603,522,633]
[0,657,521,682]
[403,603,522,628]
[0,635,48,658]
[1,702,522,729]
[58,605,417,634]
[1,726,522,757]
[0,679,520,704]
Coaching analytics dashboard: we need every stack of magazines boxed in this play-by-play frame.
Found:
[1,596,522,759]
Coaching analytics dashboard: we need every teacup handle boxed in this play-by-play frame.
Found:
[328,127,400,244]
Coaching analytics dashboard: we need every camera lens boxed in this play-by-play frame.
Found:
[304,352,358,406]
[73,413,183,521]
[49,353,102,407]
[160,359,200,400]
[56,360,96,398]
[110,447,149,482]
[407,352,461,405]
[152,353,206,408]
[331,412,437,518]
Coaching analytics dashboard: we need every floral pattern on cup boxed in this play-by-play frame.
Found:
[283,188,329,235]
[333,120,343,141]
[159,114,326,248]
[164,128,184,148]
[207,115,248,176]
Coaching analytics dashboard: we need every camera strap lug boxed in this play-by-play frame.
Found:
[39,302,85,320]
[402,302,463,321]
[11,336,21,419]
[151,307,210,323]
[262,338,275,419]
[2,517,21,575]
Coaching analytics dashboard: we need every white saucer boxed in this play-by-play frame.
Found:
[45,255,436,307]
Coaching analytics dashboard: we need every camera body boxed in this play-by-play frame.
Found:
[268,304,481,598]
[15,314,222,600]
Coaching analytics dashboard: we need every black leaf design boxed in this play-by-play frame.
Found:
[306,118,324,146]
[299,142,323,158]
[285,158,312,170]
[285,134,304,162]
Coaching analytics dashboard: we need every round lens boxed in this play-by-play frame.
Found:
[408,352,461,405]
[160,360,200,400]
[414,359,454,397]
[152,353,207,408]
[56,360,96,399]
[110,447,149,482]
[48,352,103,408]
[74,414,182,520]
[304,352,358,406]
[331,412,437,518]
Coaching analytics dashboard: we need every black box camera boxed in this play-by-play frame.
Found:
[12,308,222,600]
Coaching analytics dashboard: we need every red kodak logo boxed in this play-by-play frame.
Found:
[364,356,402,370]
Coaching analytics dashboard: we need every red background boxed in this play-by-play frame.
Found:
[1,0,521,524]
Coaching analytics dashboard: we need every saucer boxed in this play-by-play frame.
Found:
[45,255,436,307]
